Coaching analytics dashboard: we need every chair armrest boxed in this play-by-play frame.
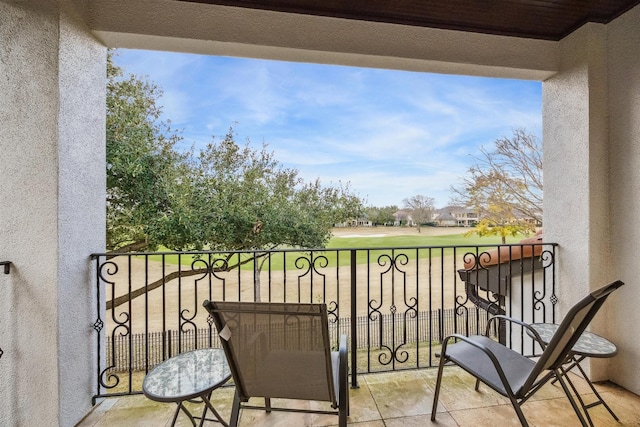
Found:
[442,333,517,396]
[338,334,348,386]
[338,335,348,412]
[485,315,546,347]
[339,334,347,360]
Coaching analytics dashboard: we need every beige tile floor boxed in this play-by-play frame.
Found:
[77,367,640,427]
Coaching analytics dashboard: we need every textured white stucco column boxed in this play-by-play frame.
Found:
[542,24,613,380]
[0,2,105,425]
[607,4,640,395]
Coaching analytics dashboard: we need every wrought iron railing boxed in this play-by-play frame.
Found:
[90,242,557,401]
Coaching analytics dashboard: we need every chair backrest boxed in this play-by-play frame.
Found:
[520,280,624,393]
[203,300,337,405]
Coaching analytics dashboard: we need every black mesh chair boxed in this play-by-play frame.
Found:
[431,280,624,427]
[203,300,349,427]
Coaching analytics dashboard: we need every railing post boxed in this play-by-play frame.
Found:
[350,249,359,389]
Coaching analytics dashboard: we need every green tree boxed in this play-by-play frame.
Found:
[175,129,363,252]
[106,51,186,252]
[365,205,398,225]
[452,129,541,243]
[105,54,364,305]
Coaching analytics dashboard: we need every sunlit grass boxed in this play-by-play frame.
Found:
[133,230,527,270]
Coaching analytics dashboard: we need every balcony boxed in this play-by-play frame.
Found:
[78,242,640,425]
[78,366,640,426]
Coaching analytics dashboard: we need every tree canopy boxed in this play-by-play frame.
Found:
[451,128,542,243]
[105,51,364,306]
[164,130,363,252]
[106,52,363,255]
[365,205,398,226]
[106,52,187,252]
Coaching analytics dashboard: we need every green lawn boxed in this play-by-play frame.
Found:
[327,232,521,249]
[131,232,526,270]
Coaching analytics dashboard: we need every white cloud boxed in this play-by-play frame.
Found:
[112,51,542,208]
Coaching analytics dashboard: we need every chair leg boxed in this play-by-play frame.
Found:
[339,363,349,425]
[264,397,271,413]
[339,405,347,427]
[507,395,529,427]
[555,369,589,427]
[339,363,349,416]
[572,357,619,423]
[430,355,446,421]
[229,391,241,427]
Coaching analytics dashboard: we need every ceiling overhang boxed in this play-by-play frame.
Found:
[179,0,640,40]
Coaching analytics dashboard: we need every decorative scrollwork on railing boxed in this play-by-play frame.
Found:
[180,309,197,333]
[191,257,214,281]
[97,259,119,283]
[98,259,132,335]
[177,257,211,337]
[368,252,415,367]
[376,253,393,274]
[210,256,230,280]
[327,300,339,324]
[294,253,329,276]
[377,343,410,366]
[97,258,130,391]
[294,253,313,276]
[540,248,555,268]
[462,251,493,272]
[293,253,329,303]
[532,247,555,313]
[98,365,120,390]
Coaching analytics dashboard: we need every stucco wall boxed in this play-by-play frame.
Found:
[58,9,106,426]
[607,4,640,394]
[0,2,105,425]
[543,4,640,390]
[543,22,612,310]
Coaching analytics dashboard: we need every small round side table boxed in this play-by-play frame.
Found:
[530,323,618,427]
[143,348,232,427]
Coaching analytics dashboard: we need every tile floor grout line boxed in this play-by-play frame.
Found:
[358,375,389,427]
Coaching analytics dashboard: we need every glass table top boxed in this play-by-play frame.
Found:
[530,323,617,358]
[143,348,231,402]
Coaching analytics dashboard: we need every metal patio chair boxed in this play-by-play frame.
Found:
[431,280,625,427]
[203,300,349,427]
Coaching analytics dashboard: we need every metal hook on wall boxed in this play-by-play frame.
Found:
[0,261,11,274]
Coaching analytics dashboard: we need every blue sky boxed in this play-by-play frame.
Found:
[112,49,542,208]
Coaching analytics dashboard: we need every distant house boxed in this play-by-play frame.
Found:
[350,218,373,227]
[513,208,543,227]
[431,205,542,228]
[335,217,373,227]
[393,210,414,226]
[433,206,478,227]
[435,211,457,227]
